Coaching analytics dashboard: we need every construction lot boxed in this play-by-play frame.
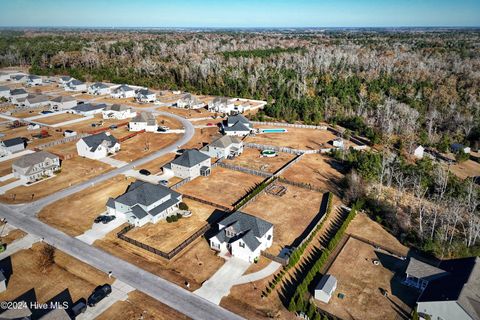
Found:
[241,183,326,255]
[0,123,64,149]
[177,167,264,208]
[0,156,112,204]
[35,113,85,125]
[0,243,113,306]
[112,132,182,162]
[225,148,295,173]
[38,176,135,237]
[125,199,223,253]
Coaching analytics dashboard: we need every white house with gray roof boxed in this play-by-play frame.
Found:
[223,114,252,136]
[136,88,156,103]
[163,149,211,180]
[111,84,135,99]
[58,76,74,86]
[26,75,42,86]
[106,180,183,227]
[208,97,235,114]
[76,132,120,160]
[0,86,10,99]
[9,73,28,83]
[65,79,87,92]
[200,135,243,159]
[49,95,77,111]
[88,82,111,95]
[129,112,157,132]
[209,211,273,262]
[102,104,136,120]
[69,103,106,116]
[12,151,60,182]
[9,88,28,103]
[0,137,25,157]
[314,274,337,303]
[23,94,50,108]
[176,93,204,109]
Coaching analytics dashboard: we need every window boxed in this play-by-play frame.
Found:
[239,242,245,248]
[267,235,272,240]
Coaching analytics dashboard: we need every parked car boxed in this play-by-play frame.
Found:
[41,110,53,114]
[110,125,117,130]
[87,284,112,307]
[160,180,168,186]
[102,215,116,224]
[159,125,169,131]
[70,298,87,316]
[139,169,151,176]
[206,123,214,126]
[94,216,104,223]
[157,127,167,132]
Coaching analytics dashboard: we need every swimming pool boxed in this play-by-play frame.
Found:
[261,128,288,133]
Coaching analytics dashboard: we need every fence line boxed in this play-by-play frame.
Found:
[34,133,90,150]
[273,153,303,177]
[217,162,273,178]
[182,193,232,211]
[277,177,324,193]
[261,251,289,266]
[251,121,328,130]
[244,142,318,155]
[348,233,406,258]
[170,177,191,190]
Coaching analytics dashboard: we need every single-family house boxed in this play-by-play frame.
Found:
[23,94,50,108]
[136,88,156,103]
[404,257,449,290]
[27,123,40,131]
[223,114,252,136]
[111,85,135,99]
[10,74,28,83]
[88,82,111,95]
[208,97,235,114]
[413,145,425,159]
[49,95,77,111]
[26,75,42,86]
[412,257,480,320]
[12,151,60,182]
[163,149,211,180]
[129,112,157,132]
[106,180,183,227]
[176,93,204,109]
[209,211,273,263]
[65,79,87,92]
[314,274,337,303]
[58,76,74,87]
[0,137,25,157]
[331,138,344,149]
[102,104,136,120]
[0,86,10,99]
[9,88,28,103]
[64,130,77,137]
[69,103,106,116]
[76,132,120,159]
[451,143,471,154]
[200,135,243,159]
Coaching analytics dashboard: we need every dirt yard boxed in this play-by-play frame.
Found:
[97,290,189,320]
[281,154,345,195]
[178,167,264,208]
[0,227,26,246]
[126,199,224,253]
[0,123,64,149]
[319,237,417,320]
[0,243,113,305]
[183,127,219,149]
[112,132,181,162]
[38,176,134,236]
[225,148,295,173]
[156,115,184,129]
[137,153,176,175]
[95,232,224,290]
[450,159,480,180]
[35,113,85,125]
[0,156,112,204]
[242,183,325,255]
[58,114,129,134]
[0,158,16,177]
[157,106,215,119]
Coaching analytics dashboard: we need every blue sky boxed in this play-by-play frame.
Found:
[0,0,479,28]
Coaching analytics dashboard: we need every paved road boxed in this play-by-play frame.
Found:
[0,204,243,320]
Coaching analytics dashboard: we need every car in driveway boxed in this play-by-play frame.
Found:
[160,180,168,186]
[94,215,116,224]
[139,169,151,176]
[87,284,112,307]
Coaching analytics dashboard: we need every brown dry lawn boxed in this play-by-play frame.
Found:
[97,290,189,320]
[0,158,15,177]
[95,232,224,290]
[0,243,113,304]
[0,156,112,204]
[450,159,480,180]
[157,106,215,119]
[35,113,85,125]
[156,115,184,129]
[138,153,176,175]
[38,176,135,236]
[0,124,64,149]
[225,148,295,174]
[112,132,181,162]
[242,183,325,255]
[183,127,222,150]
[126,199,224,252]
[25,84,59,93]
[45,140,78,157]
[178,167,264,208]
[10,106,52,119]
[281,153,345,195]
[319,237,415,320]
[59,114,129,134]
[0,228,26,245]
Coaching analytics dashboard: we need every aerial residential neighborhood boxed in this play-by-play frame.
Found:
[0,2,478,320]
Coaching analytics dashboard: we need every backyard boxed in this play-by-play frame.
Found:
[35,113,85,125]
[224,148,295,174]
[112,132,182,162]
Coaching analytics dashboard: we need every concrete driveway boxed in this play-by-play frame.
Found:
[98,157,128,168]
[0,233,38,260]
[76,215,127,245]
[194,257,250,305]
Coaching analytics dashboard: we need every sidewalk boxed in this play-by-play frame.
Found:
[0,233,38,260]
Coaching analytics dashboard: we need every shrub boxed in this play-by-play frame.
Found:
[179,202,189,210]
[176,213,183,219]
[166,216,172,223]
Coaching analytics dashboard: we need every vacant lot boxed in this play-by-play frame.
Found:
[38,176,134,236]
[450,159,480,180]
[0,156,112,203]
[178,167,264,208]
[45,140,78,157]
[113,132,182,162]
[0,243,113,305]
[137,153,176,175]
[95,232,224,290]
[126,199,223,252]
[156,115,184,129]
[225,148,295,173]
[157,106,215,119]
[0,158,16,177]
[97,290,189,320]
[183,127,222,150]
[60,114,129,134]
[281,154,345,194]
[0,123,64,149]
[36,113,85,125]
[320,237,416,320]
[242,183,325,255]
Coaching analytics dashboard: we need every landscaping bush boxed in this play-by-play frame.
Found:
[179,202,189,210]
[166,216,172,223]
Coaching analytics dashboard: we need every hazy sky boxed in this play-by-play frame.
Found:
[0,0,479,28]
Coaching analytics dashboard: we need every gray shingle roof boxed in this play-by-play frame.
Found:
[71,103,106,113]
[10,88,27,95]
[25,94,49,104]
[131,205,149,219]
[81,132,118,151]
[28,75,41,80]
[60,76,73,81]
[316,274,337,294]
[131,112,156,125]
[0,86,9,91]
[51,95,76,103]
[113,84,134,93]
[406,257,447,279]
[224,121,250,132]
[13,151,58,168]
[227,114,249,126]
[212,97,230,104]
[114,180,181,208]
[68,79,84,86]
[105,104,130,112]
[1,137,24,148]
[91,82,109,89]
[208,135,241,149]
[136,88,155,96]
[171,149,210,168]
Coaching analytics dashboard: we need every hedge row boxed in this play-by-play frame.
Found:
[234,177,276,210]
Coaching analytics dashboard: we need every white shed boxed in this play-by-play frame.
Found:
[314,274,337,303]
[414,145,425,159]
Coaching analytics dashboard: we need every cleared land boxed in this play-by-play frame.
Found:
[57,114,129,134]
[137,153,176,175]
[177,167,264,208]
[225,148,295,173]
[0,156,112,203]
[157,106,215,119]
[319,237,416,320]
[35,113,85,125]
[0,243,113,305]
[38,176,134,236]
[112,132,182,162]
[0,158,16,177]
[450,159,480,180]
[183,127,224,150]
[241,183,325,255]
[156,115,184,129]
[97,290,189,320]
[126,199,224,253]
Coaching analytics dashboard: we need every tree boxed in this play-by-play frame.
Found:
[38,244,56,273]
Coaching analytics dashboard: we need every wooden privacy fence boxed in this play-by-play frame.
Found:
[182,193,232,212]
[273,153,303,177]
[217,162,273,178]
[277,177,324,193]
[117,129,145,142]
[34,133,90,150]
[170,177,191,190]
[244,142,318,155]
[251,121,328,130]
[261,251,289,266]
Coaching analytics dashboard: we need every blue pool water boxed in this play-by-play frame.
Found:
[261,129,288,133]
